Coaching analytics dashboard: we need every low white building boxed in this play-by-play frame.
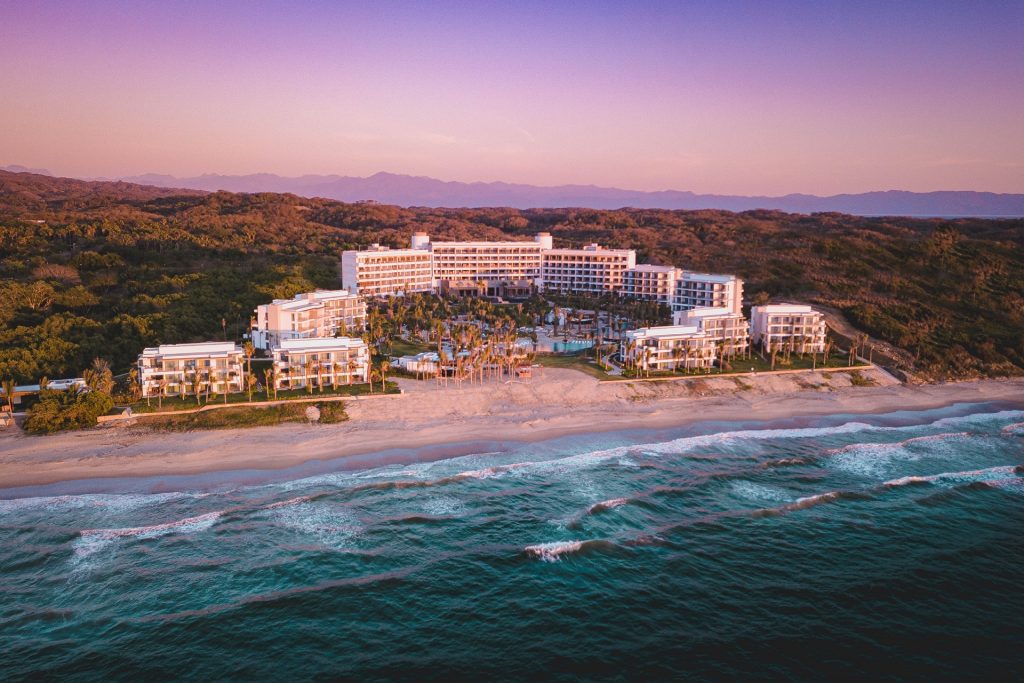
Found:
[674,307,750,357]
[252,289,366,350]
[621,325,716,372]
[271,337,369,391]
[750,304,827,354]
[138,342,244,398]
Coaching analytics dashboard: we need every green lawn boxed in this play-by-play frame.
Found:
[535,352,613,380]
[618,350,858,379]
[390,338,433,357]
[136,401,349,431]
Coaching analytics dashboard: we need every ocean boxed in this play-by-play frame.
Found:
[2,402,1023,681]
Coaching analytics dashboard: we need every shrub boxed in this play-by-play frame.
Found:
[24,389,114,434]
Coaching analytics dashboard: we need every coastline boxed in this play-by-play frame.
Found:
[1,367,1022,492]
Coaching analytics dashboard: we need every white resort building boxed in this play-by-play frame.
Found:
[271,337,369,391]
[621,325,716,372]
[673,272,744,315]
[138,342,244,398]
[340,233,743,313]
[674,307,750,357]
[750,304,828,354]
[428,232,551,283]
[540,244,637,294]
[251,289,366,351]
[340,244,434,296]
[622,264,677,306]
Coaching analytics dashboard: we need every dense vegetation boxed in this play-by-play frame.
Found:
[1,170,1021,383]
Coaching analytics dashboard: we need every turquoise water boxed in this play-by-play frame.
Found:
[551,339,594,353]
[2,403,1023,680]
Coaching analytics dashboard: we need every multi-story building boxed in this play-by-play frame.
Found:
[673,272,744,315]
[271,337,369,391]
[541,244,637,294]
[674,307,750,357]
[750,304,827,353]
[621,325,716,372]
[251,289,366,350]
[340,244,434,296]
[138,342,244,398]
[622,265,677,306]
[340,233,744,313]
[429,232,551,283]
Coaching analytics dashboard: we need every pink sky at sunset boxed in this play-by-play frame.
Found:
[1,0,1022,195]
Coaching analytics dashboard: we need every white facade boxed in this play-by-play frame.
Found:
[340,245,434,296]
[622,265,677,306]
[541,244,637,294]
[750,304,827,353]
[138,342,244,398]
[271,337,369,390]
[673,272,744,315]
[339,234,745,311]
[252,289,366,350]
[430,233,549,283]
[674,307,750,357]
[621,325,716,372]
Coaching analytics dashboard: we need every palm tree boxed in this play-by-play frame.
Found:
[1,378,15,417]
[263,367,275,400]
[190,371,203,407]
[157,378,168,409]
[378,359,390,392]
[243,340,255,382]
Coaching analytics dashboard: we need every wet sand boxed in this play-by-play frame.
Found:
[0,367,1021,490]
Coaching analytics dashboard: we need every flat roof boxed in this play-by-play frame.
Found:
[753,304,818,314]
[629,264,676,273]
[679,271,737,283]
[627,325,704,340]
[677,306,737,318]
[275,337,366,351]
[141,342,240,357]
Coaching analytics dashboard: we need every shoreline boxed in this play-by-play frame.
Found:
[1,368,1022,493]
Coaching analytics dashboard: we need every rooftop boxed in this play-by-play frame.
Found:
[678,306,738,319]
[753,304,818,314]
[679,271,737,283]
[276,337,366,351]
[626,325,704,340]
[141,342,241,358]
[629,264,677,274]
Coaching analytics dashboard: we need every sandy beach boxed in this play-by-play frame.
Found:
[0,367,1021,491]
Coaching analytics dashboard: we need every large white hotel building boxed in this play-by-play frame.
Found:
[342,233,743,315]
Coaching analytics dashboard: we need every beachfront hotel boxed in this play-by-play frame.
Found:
[621,325,717,372]
[340,233,744,312]
[138,342,244,398]
[673,272,744,316]
[340,244,434,296]
[674,307,751,357]
[621,264,677,306]
[251,289,367,351]
[270,337,369,391]
[540,243,637,294]
[750,304,828,353]
[428,232,551,282]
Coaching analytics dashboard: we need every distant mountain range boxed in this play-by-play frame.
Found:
[113,171,1024,216]
[6,165,1024,215]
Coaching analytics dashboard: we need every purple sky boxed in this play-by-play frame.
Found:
[2,0,1022,194]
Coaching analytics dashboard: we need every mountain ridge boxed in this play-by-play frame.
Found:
[106,170,1024,216]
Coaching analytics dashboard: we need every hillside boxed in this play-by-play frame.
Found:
[1,170,1022,383]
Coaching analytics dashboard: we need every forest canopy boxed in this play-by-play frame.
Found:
[1,170,1022,383]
